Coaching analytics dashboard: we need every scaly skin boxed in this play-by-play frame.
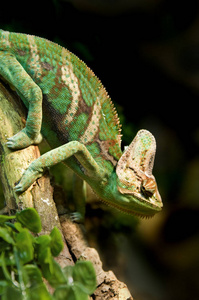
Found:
[0,29,163,220]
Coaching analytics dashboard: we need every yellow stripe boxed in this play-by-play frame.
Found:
[27,35,42,78]
[61,48,81,125]
[80,97,101,144]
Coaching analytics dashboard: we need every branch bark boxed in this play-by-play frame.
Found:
[0,81,133,299]
[0,80,72,265]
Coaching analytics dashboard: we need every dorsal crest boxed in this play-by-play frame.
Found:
[69,50,122,147]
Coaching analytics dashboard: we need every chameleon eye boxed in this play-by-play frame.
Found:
[141,177,156,198]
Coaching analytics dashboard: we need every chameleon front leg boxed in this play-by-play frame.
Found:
[0,51,42,149]
[15,141,104,221]
[15,140,104,191]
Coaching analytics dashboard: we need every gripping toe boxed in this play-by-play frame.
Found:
[70,212,84,223]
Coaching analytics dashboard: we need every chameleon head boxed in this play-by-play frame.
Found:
[115,129,163,217]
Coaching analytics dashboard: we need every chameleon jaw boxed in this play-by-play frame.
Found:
[96,176,163,218]
[100,192,162,218]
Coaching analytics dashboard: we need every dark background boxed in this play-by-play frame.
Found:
[1,1,199,299]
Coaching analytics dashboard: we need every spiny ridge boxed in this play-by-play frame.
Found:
[48,36,122,146]
[98,83,122,144]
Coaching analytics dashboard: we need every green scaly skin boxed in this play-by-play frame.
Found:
[0,29,163,221]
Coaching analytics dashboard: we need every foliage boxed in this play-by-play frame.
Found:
[0,208,96,300]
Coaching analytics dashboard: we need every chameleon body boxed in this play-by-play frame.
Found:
[0,29,162,221]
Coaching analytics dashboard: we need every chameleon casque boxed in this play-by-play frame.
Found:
[0,29,163,221]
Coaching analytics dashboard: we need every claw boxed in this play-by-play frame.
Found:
[14,183,24,193]
[70,212,84,223]
[6,129,42,150]
[6,140,15,149]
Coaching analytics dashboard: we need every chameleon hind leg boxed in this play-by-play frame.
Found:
[0,51,42,149]
[71,174,86,222]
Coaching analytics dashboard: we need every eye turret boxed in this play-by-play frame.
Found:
[141,177,156,198]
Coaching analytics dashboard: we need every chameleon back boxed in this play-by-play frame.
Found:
[0,30,122,172]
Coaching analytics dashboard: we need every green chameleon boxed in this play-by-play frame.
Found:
[0,29,162,221]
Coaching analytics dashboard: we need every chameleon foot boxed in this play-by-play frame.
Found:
[14,165,43,192]
[7,129,42,150]
[70,212,84,223]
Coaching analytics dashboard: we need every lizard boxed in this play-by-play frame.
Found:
[0,29,163,221]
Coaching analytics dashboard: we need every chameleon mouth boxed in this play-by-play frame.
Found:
[99,196,161,218]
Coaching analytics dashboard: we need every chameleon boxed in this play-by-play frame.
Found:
[0,29,163,221]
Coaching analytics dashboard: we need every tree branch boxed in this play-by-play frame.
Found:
[0,80,72,265]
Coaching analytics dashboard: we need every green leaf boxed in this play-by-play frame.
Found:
[2,286,22,300]
[0,280,8,295]
[60,261,96,299]
[44,259,67,288]
[16,208,41,233]
[23,265,53,300]
[0,252,12,281]
[23,264,43,285]
[62,265,73,283]
[14,222,24,232]
[37,247,58,283]
[29,284,53,300]
[0,240,11,252]
[72,261,96,295]
[0,215,16,223]
[15,229,34,264]
[35,235,52,263]
[39,247,54,273]
[50,227,64,257]
[0,280,8,287]
[0,228,14,245]
[4,222,16,231]
[53,285,73,300]
[35,235,55,279]
[0,251,15,266]
[54,285,89,300]
[35,234,51,247]
[13,246,29,299]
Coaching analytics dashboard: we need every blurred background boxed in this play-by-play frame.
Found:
[0,1,199,299]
